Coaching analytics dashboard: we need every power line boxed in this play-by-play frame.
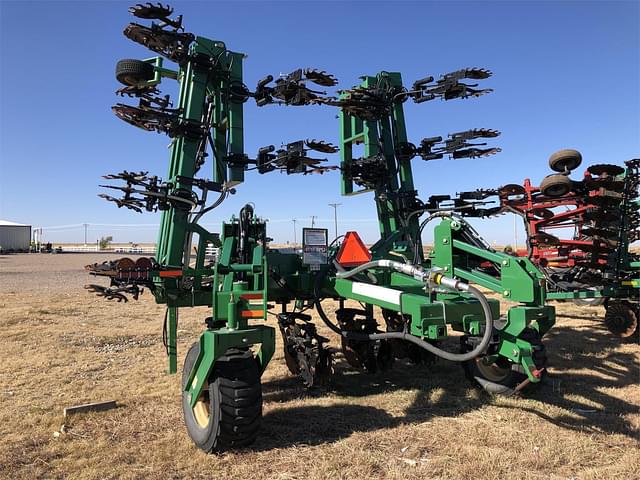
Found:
[38,219,379,230]
[40,223,161,229]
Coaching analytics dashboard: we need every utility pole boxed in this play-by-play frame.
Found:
[83,223,88,246]
[292,219,297,247]
[33,228,42,252]
[310,215,317,228]
[328,203,341,240]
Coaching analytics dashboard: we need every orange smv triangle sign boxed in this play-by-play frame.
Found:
[336,231,372,267]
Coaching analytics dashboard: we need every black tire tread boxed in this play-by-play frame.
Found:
[220,402,262,418]
[549,149,582,173]
[540,174,571,197]
[115,59,155,86]
[213,352,261,450]
[182,343,262,453]
[219,384,262,398]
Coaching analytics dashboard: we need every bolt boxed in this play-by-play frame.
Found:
[442,238,448,244]
[502,259,509,266]
[242,337,248,343]
[512,349,519,357]
[503,290,510,297]
[444,266,449,272]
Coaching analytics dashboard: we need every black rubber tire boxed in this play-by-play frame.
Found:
[540,174,571,197]
[604,302,639,341]
[462,329,546,396]
[549,149,582,173]
[115,59,155,86]
[182,343,262,453]
[572,297,606,307]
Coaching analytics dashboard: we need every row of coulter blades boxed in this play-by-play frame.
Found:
[99,128,499,213]
[255,140,339,175]
[85,257,157,302]
[346,130,501,191]
[397,129,501,161]
[124,3,192,63]
[97,170,224,213]
[116,3,496,113]
[105,3,501,210]
[252,66,493,114]
[113,65,495,131]
[98,140,339,214]
[124,2,493,104]
[113,76,501,162]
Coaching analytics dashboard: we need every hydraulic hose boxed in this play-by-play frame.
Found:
[316,262,495,362]
[335,259,426,281]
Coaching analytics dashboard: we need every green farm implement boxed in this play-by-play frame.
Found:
[87,3,554,452]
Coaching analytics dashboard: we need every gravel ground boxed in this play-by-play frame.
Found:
[0,253,143,294]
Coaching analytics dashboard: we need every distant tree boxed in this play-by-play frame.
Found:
[99,236,113,250]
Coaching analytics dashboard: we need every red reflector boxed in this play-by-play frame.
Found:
[241,310,263,318]
[336,231,372,267]
[159,270,182,278]
[240,293,263,300]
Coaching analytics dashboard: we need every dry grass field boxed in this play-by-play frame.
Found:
[0,253,638,479]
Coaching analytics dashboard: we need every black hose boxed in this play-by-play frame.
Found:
[238,204,254,265]
[371,284,492,363]
[314,270,494,362]
[313,266,343,336]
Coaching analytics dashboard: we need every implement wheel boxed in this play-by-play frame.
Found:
[573,297,606,307]
[549,149,582,173]
[462,329,546,396]
[116,59,155,86]
[604,302,639,341]
[540,174,571,197]
[182,343,262,453]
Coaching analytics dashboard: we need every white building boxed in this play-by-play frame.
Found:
[0,220,31,251]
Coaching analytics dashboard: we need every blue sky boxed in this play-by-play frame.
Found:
[0,0,638,246]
